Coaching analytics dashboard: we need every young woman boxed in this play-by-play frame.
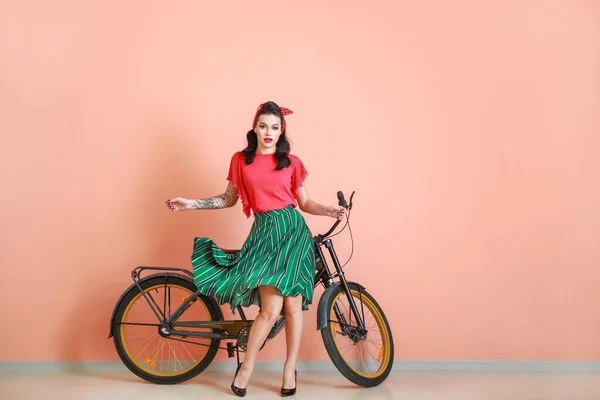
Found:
[166,101,344,397]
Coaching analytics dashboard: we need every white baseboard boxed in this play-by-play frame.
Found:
[392,360,600,372]
[1,360,599,373]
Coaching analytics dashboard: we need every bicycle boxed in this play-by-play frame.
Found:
[108,191,394,387]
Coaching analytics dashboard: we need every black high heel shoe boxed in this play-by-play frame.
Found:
[280,369,297,397]
[231,362,247,397]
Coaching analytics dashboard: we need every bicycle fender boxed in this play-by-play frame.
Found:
[107,272,220,338]
[316,281,367,331]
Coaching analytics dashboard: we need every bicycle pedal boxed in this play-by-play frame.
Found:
[227,342,235,358]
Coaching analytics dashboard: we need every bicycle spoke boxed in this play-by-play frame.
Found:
[358,344,368,374]
[128,334,156,354]
[180,341,198,365]
[166,340,182,371]
[132,333,160,356]
[362,343,380,365]
[151,339,164,365]
[137,335,160,359]
[160,338,166,371]
[341,344,355,357]
[336,342,355,352]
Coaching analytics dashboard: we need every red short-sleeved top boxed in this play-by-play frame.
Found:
[227,151,308,218]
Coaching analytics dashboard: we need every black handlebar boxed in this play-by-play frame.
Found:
[337,191,348,209]
[318,190,354,239]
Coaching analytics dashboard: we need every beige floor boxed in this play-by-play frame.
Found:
[1,370,599,400]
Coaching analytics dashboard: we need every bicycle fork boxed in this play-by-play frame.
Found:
[318,240,367,339]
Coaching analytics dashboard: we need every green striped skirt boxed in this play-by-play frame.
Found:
[191,206,315,313]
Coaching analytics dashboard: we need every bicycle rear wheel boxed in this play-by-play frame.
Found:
[112,275,221,384]
[321,283,394,387]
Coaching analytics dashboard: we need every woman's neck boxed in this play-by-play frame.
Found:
[256,146,276,155]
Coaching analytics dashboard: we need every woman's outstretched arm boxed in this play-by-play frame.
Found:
[167,182,239,211]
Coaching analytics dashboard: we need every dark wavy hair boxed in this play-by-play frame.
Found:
[241,101,291,170]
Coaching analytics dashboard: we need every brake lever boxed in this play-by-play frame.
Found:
[348,191,356,210]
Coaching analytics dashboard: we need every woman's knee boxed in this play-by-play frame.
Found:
[283,296,303,318]
[259,307,282,324]
[258,286,283,323]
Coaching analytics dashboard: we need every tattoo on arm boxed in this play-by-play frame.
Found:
[191,182,239,210]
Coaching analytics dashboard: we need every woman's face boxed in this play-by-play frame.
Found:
[254,113,282,153]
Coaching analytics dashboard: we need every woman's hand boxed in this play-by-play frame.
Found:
[166,197,194,212]
[326,205,346,219]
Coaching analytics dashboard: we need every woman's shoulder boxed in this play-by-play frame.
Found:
[288,153,303,163]
[228,151,246,169]
[230,151,244,161]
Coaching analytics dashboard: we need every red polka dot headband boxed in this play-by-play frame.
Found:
[252,103,293,133]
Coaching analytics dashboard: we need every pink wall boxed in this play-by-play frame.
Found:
[1,1,599,362]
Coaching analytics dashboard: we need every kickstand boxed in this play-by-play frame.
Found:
[226,341,242,367]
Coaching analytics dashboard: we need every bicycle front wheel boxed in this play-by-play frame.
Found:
[321,283,394,387]
[112,275,221,384]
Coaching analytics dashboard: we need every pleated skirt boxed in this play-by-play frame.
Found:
[191,206,315,313]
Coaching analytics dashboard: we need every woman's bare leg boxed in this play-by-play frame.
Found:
[233,285,283,388]
[282,294,303,389]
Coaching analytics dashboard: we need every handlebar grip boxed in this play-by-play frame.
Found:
[337,191,348,208]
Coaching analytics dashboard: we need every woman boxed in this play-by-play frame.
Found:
[166,101,344,397]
